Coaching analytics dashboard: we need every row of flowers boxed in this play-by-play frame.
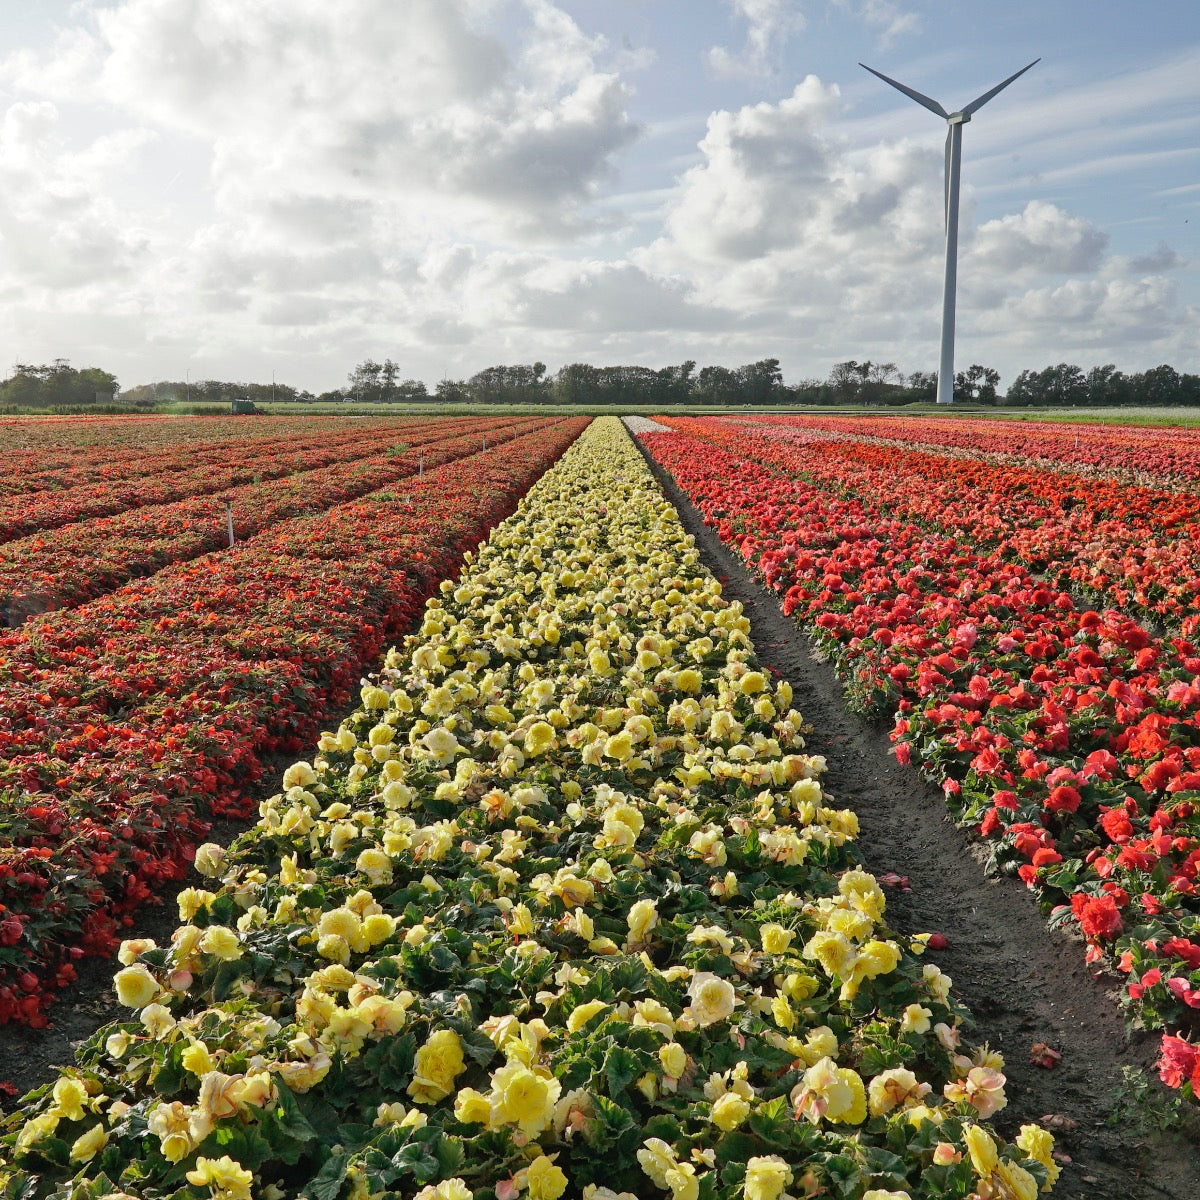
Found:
[0,417,537,625]
[751,413,1200,488]
[0,417,519,545]
[639,420,1200,1101]
[0,418,587,1029]
[716,416,1200,632]
[0,415,1059,1200]
[0,416,399,500]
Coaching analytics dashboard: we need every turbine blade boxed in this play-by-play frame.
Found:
[961,57,1040,116]
[859,62,948,118]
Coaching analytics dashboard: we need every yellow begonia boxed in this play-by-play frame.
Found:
[793,1057,867,1125]
[1016,1123,1060,1189]
[743,1156,792,1200]
[488,1061,562,1136]
[685,972,738,1027]
[186,1155,255,1200]
[759,923,793,954]
[963,1123,999,1175]
[710,1090,750,1131]
[407,1029,466,1104]
[113,964,159,1009]
[526,1155,569,1200]
[659,1042,687,1079]
[69,1125,108,1163]
[625,898,659,946]
[50,1077,88,1122]
[567,1000,610,1034]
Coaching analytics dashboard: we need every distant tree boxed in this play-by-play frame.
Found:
[954,364,1000,404]
[435,378,470,404]
[1005,363,1086,407]
[694,365,741,406]
[907,370,937,400]
[466,363,549,404]
[0,360,118,408]
[736,358,784,406]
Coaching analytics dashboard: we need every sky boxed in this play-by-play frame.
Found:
[0,0,1197,394]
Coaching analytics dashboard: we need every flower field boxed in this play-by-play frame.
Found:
[0,415,586,1028]
[637,414,1200,1102]
[0,418,1060,1200]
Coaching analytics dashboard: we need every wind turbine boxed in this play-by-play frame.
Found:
[860,58,1039,405]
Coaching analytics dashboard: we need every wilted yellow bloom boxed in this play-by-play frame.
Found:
[148,1100,195,1163]
[867,1068,931,1116]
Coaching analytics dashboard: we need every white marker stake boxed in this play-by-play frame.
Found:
[225,499,235,547]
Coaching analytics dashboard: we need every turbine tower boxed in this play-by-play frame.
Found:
[860,58,1039,405]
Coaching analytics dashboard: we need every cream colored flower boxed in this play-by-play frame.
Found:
[114,964,159,1008]
[50,1077,89,1122]
[625,898,659,947]
[710,1090,751,1131]
[69,1124,108,1163]
[743,1156,792,1200]
[685,972,738,1027]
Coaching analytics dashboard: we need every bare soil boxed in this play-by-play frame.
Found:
[1,430,1196,1199]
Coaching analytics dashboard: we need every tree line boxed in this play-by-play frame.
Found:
[0,360,119,409]
[5,356,1200,411]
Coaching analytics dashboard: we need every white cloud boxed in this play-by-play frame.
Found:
[834,1,920,49]
[2,0,637,241]
[707,0,806,78]
[0,99,155,291]
[967,200,1109,275]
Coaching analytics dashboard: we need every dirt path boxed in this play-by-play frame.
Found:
[632,426,1199,1200]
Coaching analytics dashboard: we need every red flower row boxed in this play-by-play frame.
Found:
[0,417,500,544]
[751,412,1200,487]
[0,417,538,624]
[716,416,1200,631]
[641,419,1200,1097]
[0,417,588,1027]
[0,414,402,499]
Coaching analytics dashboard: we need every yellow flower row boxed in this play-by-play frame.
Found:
[1,418,1057,1200]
